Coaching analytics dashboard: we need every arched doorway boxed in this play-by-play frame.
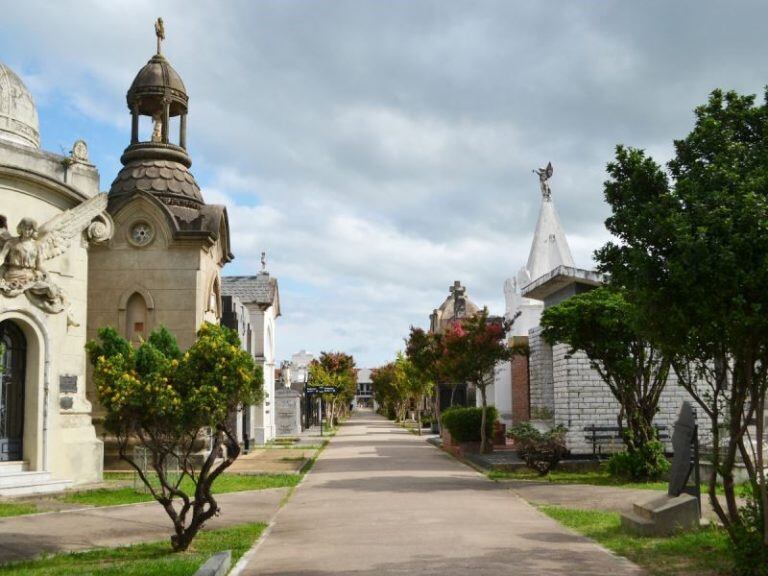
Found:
[0,321,26,461]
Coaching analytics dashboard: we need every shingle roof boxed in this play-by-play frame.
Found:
[222,273,280,314]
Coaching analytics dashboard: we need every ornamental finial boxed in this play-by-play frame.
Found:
[261,251,267,272]
[155,18,165,55]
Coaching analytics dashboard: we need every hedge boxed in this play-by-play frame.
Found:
[441,406,498,443]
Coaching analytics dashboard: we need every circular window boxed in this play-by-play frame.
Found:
[129,221,154,247]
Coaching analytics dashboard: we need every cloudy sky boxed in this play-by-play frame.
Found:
[3,1,766,366]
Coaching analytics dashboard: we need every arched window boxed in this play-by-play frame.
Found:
[125,292,149,344]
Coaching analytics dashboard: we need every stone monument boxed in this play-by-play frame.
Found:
[620,402,700,536]
[275,387,302,438]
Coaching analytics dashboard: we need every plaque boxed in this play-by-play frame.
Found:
[60,375,78,394]
[60,397,74,410]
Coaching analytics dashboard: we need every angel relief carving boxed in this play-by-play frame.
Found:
[0,193,112,326]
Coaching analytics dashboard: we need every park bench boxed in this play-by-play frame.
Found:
[584,424,669,457]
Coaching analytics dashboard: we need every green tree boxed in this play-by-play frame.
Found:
[596,89,768,562]
[87,323,263,552]
[540,286,670,480]
[393,353,434,434]
[405,327,444,427]
[309,351,357,430]
[370,362,399,419]
[439,309,510,453]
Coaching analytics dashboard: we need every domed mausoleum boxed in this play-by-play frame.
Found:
[0,60,110,492]
[87,22,233,465]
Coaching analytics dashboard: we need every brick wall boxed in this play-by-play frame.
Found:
[511,353,530,424]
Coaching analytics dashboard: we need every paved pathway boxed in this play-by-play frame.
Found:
[241,412,643,575]
[0,487,286,564]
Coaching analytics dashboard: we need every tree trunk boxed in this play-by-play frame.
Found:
[480,385,489,454]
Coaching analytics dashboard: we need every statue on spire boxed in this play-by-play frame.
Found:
[155,17,165,55]
[533,161,554,200]
[261,251,267,272]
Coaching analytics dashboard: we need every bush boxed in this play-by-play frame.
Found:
[732,488,768,576]
[607,440,670,481]
[508,422,568,475]
[441,406,497,443]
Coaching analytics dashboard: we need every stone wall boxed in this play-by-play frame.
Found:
[528,327,554,418]
[549,345,712,455]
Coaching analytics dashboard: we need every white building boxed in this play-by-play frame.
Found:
[223,264,281,445]
[491,173,574,427]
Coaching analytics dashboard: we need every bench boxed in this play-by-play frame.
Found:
[584,425,669,457]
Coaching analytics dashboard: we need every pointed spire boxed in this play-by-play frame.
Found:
[525,165,574,282]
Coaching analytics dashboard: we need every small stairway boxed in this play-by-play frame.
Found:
[0,461,71,497]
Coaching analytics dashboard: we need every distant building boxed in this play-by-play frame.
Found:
[356,369,373,408]
[223,262,281,445]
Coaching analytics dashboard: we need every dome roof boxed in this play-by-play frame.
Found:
[110,158,203,205]
[127,54,188,117]
[0,62,40,148]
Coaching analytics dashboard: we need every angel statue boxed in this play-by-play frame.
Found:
[533,161,554,200]
[0,193,112,326]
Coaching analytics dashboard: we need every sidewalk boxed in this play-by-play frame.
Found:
[240,412,643,575]
[0,487,286,564]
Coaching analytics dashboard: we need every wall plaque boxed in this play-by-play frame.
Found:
[60,397,74,410]
[60,375,78,394]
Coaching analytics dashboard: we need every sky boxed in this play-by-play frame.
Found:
[3,1,767,367]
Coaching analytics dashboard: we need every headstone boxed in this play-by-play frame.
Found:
[668,401,696,496]
[620,401,700,536]
[275,388,302,437]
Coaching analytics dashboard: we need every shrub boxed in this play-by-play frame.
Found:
[731,488,768,576]
[441,406,497,443]
[508,422,568,475]
[607,440,670,481]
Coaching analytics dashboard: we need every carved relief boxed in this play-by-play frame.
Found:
[0,193,113,325]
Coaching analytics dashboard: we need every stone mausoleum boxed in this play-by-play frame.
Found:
[0,62,112,493]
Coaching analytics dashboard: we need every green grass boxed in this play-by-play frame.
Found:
[487,465,669,491]
[540,506,731,576]
[0,521,266,576]
[59,473,301,508]
[0,501,38,518]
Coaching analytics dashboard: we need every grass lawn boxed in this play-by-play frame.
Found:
[59,472,301,507]
[0,501,37,518]
[0,521,266,576]
[487,465,669,491]
[541,506,732,576]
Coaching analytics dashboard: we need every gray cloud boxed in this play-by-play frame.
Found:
[3,0,767,365]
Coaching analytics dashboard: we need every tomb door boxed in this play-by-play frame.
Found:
[0,321,25,462]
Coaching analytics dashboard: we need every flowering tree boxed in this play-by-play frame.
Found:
[405,327,444,425]
[308,351,357,429]
[439,309,511,452]
[87,323,263,552]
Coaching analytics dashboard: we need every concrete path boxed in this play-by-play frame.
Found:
[0,487,286,564]
[241,412,643,575]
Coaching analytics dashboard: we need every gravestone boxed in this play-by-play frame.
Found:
[275,388,302,437]
[620,401,700,536]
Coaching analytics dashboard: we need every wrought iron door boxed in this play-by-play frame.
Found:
[0,321,25,461]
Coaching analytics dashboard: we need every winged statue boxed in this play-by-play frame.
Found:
[533,162,554,200]
[0,193,112,326]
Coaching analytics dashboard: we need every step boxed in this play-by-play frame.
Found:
[0,461,27,474]
[0,478,71,497]
[620,510,656,537]
[0,470,55,488]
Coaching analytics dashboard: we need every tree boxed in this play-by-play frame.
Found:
[370,362,399,419]
[394,353,434,434]
[595,89,768,562]
[540,286,670,479]
[87,323,263,552]
[439,309,510,453]
[405,327,444,426]
[309,352,357,430]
